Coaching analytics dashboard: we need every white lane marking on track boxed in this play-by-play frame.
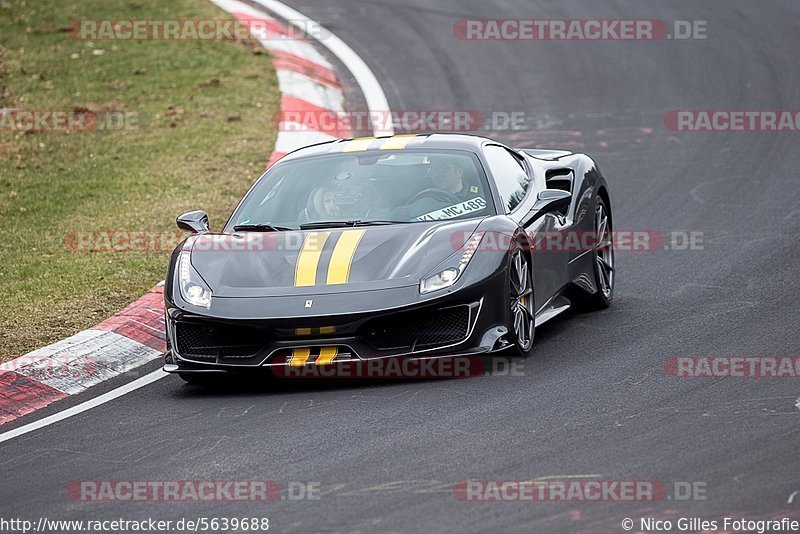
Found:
[0,369,167,444]
[210,0,334,67]
[250,0,395,136]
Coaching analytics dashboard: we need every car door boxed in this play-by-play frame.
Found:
[522,171,573,313]
[482,145,568,312]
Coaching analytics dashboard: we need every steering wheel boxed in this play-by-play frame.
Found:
[407,188,461,205]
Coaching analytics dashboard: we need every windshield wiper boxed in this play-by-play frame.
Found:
[232,223,294,232]
[299,220,408,230]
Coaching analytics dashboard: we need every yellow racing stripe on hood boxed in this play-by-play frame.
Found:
[326,229,366,285]
[295,231,330,287]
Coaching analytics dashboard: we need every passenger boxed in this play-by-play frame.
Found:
[319,186,341,217]
[303,184,341,220]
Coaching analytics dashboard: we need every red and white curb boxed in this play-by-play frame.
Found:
[211,0,354,166]
[0,0,374,428]
[0,285,165,425]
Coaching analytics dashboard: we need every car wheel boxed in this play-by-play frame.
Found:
[508,247,535,356]
[583,196,614,310]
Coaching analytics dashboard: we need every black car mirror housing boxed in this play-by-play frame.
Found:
[526,189,571,222]
[176,210,210,234]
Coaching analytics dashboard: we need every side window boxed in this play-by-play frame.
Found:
[483,145,531,212]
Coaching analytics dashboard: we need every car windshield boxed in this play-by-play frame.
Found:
[226,149,494,231]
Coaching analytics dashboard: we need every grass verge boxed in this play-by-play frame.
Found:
[0,0,280,360]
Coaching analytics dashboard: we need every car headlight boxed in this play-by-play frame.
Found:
[420,232,484,294]
[178,251,212,308]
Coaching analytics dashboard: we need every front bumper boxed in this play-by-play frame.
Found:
[163,273,508,374]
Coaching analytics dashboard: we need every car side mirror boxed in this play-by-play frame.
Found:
[176,210,210,234]
[531,189,571,216]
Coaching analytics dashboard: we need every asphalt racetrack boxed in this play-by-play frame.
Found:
[2,1,800,532]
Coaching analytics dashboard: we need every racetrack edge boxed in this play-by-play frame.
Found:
[0,0,367,427]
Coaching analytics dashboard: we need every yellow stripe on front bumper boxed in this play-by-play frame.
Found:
[379,134,417,150]
[315,346,338,365]
[294,231,330,287]
[326,229,366,285]
[342,137,376,152]
[295,327,312,336]
[289,347,311,367]
[319,326,336,335]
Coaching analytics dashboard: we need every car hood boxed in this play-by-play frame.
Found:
[188,219,484,297]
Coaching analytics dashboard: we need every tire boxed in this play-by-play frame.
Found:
[582,195,614,310]
[507,246,535,356]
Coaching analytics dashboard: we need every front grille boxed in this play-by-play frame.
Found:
[363,305,470,352]
[175,322,267,361]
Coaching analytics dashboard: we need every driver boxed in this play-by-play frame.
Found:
[304,184,342,220]
[428,161,474,202]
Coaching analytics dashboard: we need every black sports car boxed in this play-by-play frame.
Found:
[163,133,613,382]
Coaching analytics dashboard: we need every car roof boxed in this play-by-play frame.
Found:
[280,133,494,162]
